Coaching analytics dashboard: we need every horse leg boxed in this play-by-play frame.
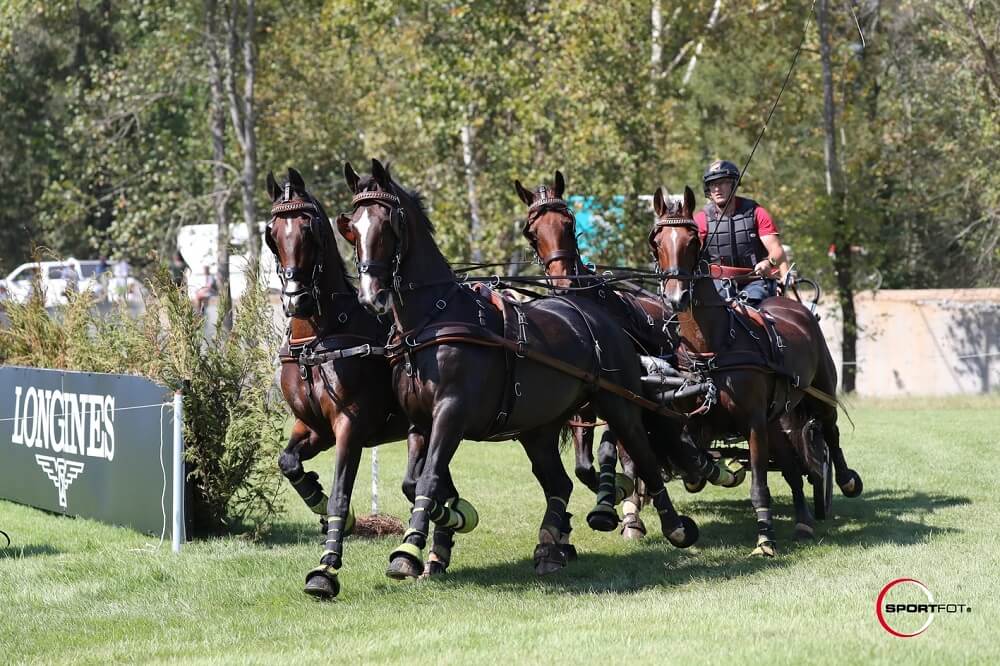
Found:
[771,422,815,541]
[571,406,599,494]
[618,444,647,540]
[825,418,863,498]
[596,397,698,548]
[519,424,575,575]
[586,429,622,531]
[304,419,364,599]
[387,411,470,580]
[278,420,331,533]
[424,465,476,577]
[748,415,777,557]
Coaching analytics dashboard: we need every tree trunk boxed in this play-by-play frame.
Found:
[818,0,857,392]
[460,115,483,263]
[223,0,260,264]
[206,0,232,331]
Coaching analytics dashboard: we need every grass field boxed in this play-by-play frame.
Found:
[1,395,998,665]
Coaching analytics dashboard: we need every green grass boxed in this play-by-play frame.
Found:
[2,396,998,664]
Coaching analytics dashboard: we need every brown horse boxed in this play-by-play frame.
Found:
[514,170,740,539]
[648,184,862,556]
[264,168,467,599]
[337,159,699,580]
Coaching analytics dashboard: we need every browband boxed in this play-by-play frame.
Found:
[351,190,400,207]
[527,196,569,215]
[271,199,318,216]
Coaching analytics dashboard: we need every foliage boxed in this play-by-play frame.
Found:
[0,265,286,536]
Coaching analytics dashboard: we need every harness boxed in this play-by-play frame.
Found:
[649,213,842,415]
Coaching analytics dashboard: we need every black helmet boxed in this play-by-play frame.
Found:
[703,159,740,195]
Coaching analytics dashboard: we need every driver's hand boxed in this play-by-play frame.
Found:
[753,260,771,276]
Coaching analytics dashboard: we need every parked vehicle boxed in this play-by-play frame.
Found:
[0,259,119,307]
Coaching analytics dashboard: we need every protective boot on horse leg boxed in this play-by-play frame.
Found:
[520,426,576,575]
[570,405,600,494]
[594,395,698,548]
[771,418,816,540]
[279,421,338,541]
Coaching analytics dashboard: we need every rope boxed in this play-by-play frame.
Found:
[0,399,173,424]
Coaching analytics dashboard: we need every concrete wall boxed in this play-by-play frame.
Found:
[818,289,1000,396]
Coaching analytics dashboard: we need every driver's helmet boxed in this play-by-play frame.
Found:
[703,159,740,195]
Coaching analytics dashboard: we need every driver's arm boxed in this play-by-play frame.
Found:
[756,234,790,281]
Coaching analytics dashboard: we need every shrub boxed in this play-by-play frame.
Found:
[0,264,287,536]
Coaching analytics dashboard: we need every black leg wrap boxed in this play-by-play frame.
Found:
[559,512,577,561]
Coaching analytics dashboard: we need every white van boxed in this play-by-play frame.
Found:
[0,259,118,307]
[176,222,279,301]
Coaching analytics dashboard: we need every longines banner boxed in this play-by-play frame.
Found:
[0,366,178,536]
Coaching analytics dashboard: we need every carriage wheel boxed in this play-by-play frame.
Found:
[811,447,833,520]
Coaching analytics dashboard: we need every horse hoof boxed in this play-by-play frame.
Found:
[665,515,699,548]
[684,477,707,494]
[421,559,448,579]
[559,543,578,562]
[303,566,340,600]
[586,505,620,532]
[533,543,568,575]
[621,513,647,540]
[448,497,480,534]
[839,470,863,498]
[386,543,423,580]
[793,523,816,541]
[614,473,635,504]
[751,540,778,557]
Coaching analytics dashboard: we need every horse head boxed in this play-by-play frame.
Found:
[514,170,580,289]
[338,158,413,317]
[264,167,339,318]
[649,185,699,311]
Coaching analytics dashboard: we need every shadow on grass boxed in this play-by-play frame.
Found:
[428,488,971,595]
[0,544,60,559]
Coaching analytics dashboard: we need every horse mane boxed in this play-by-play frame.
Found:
[355,172,451,271]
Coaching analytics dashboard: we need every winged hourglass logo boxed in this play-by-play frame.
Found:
[35,455,86,508]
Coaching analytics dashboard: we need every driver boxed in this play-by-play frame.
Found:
[694,159,791,305]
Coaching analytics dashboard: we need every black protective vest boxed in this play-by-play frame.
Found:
[703,198,767,268]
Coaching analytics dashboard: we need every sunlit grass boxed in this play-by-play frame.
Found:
[1,396,997,664]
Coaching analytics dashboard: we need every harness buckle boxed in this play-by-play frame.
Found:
[436,299,447,310]
[337,312,348,324]
[359,344,372,357]
[405,334,418,348]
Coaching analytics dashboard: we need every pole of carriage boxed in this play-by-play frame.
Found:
[172,389,185,553]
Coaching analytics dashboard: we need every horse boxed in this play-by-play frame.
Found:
[514,170,741,539]
[337,158,700,579]
[264,168,470,599]
[648,184,863,555]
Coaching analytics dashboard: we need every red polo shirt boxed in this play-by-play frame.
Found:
[692,198,779,244]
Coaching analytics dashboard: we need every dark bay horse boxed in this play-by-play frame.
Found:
[264,168,469,599]
[338,159,699,579]
[515,171,740,539]
[648,185,862,556]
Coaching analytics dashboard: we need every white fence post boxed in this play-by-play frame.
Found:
[370,448,379,515]
[172,390,185,553]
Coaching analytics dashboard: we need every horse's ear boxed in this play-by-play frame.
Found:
[266,172,280,201]
[683,186,696,218]
[335,213,356,244]
[344,162,360,194]
[554,170,565,198]
[288,167,306,194]
[514,180,534,207]
[371,158,391,190]
[653,187,669,218]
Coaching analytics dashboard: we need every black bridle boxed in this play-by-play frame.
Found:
[350,189,409,286]
[521,195,581,271]
[265,185,329,316]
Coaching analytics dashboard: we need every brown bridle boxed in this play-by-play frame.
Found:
[350,188,407,281]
